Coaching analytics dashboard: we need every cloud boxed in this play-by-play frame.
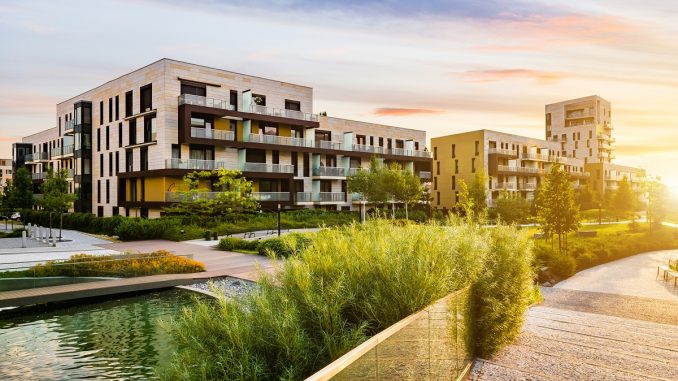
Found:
[615,142,678,156]
[373,108,442,117]
[462,69,565,84]
[0,136,20,143]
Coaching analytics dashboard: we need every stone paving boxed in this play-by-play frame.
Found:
[471,250,678,381]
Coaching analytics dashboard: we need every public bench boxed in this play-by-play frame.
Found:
[576,231,597,237]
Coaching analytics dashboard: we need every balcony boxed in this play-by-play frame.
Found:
[315,140,343,150]
[191,127,234,141]
[295,192,313,203]
[32,172,45,180]
[66,169,74,178]
[165,158,226,171]
[248,133,312,147]
[488,148,518,157]
[178,94,235,111]
[521,183,538,190]
[313,166,347,177]
[412,149,432,158]
[522,152,550,161]
[316,192,346,203]
[62,144,74,157]
[497,165,544,175]
[64,119,75,133]
[30,152,49,162]
[348,167,364,176]
[252,192,290,202]
[418,171,432,179]
[495,182,517,190]
[242,162,294,174]
[250,104,318,123]
[353,144,385,154]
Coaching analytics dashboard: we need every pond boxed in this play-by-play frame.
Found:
[0,288,205,380]
[0,277,115,292]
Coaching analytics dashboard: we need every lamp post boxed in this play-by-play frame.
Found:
[277,203,281,237]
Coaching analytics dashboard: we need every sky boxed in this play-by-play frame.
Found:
[0,0,677,192]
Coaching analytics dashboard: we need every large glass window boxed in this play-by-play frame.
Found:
[144,116,156,142]
[125,90,133,117]
[140,84,152,112]
[180,83,206,96]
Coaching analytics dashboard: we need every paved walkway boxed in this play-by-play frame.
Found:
[472,250,678,380]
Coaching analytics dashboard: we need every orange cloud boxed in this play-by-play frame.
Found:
[462,69,565,84]
[373,108,441,117]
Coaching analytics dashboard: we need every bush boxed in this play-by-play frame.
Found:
[257,233,314,258]
[28,251,204,277]
[217,237,260,252]
[114,218,179,241]
[159,219,533,380]
[472,225,534,357]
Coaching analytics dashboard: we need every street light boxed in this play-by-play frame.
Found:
[277,203,281,237]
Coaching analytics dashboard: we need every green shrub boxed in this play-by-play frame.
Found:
[114,218,178,241]
[217,237,260,252]
[159,219,533,380]
[472,225,534,357]
[257,233,314,258]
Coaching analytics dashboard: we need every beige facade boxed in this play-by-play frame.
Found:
[431,130,586,210]
[545,95,614,164]
[0,158,12,189]
[15,59,432,218]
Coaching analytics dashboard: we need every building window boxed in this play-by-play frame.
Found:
[126,149,133,172]
[452,144,456,158]
[99,153,104,177]
[285,99,301,111]
[437,191,440,206]
[433,147,438,160]
[130,178,137,201]
[252,94,266,106]
[97,129,101,151]
[474,141,479,156]
[379,137,384,147]
[140,147,148,171]
[434,177,438,190]
[143,117,156,142]
[115,95,119,121]
[125,90,133,117]
[118,123,123,147]
[172,144,181,159]
[230,90,238,111]
[472,158,476,173]
[113,206,119,216]
[99,101,103,125]
[106,179,110,204]
[129,120,137,145]
[108,98,113,123]
[455,160,459,174]
[109,152,113,176]
[106,126,110,150]
[436,161,440,175]
[115,151,119,174]
[452,176,456,190]
[97,180,101,203]
[140,84,152,112]
[180,83,206,96]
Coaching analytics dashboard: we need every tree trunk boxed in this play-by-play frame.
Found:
[405,203,409,220]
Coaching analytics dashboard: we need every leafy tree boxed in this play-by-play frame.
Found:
[163,169,259,221]
[535,164,580,253]
[391,164,425,220]
[610,176,636,221]
[457,171,487,221]
[38,167,77,237]
[646,179,668,229]
[494,190,531,224]
[6,167,33,212]
[575,184,597,210]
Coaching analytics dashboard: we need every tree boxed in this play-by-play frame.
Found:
[391,165,425,220]
[494,190,531,224]
[163,169,259,221]
[6,167,33,213]
[535,164,580,254]
[38,167,77,237]
[610,176,635,221]
[575,184,597,210]
[457,170,487,221]
[646,180,668,229]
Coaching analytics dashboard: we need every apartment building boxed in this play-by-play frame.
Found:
[431,130,587,210]
[545,95,614,164]
[14,59,431,218]
[0,158,12,189]
[585,162,646,197]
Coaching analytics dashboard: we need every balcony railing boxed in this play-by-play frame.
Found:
[64,119,75,131]
[24,154,34,162]
[316,192,346,202]
[242,162,294,174]
[191,127,234,141]
[29,152,49,161]
[32,172,45,180]
[165,158,226,170]
[249,133,312,147]
[353,144,384,154]
[296,192,313,203]
[418,171,432,179]
[348,167,364,176]
[66,169,74,178]
[252,192,290,202]
[62,144,74,156]
[522,152,550,161]
[498,165,545,174]
[488,148,517,156]
[250,104,318,122]
[178,94,235,111]
[313,166,347,177]
[521,183,538,190]
[315,140,343,150]
[495,182,517,190]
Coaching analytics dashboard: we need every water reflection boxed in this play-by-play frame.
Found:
[0,289,203,380]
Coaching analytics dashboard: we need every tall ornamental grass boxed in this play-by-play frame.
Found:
[159,219,533,380]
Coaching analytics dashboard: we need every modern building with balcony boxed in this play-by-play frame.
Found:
[12,59,431,218]
[0,158,12,189]
[431,130,586,210]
